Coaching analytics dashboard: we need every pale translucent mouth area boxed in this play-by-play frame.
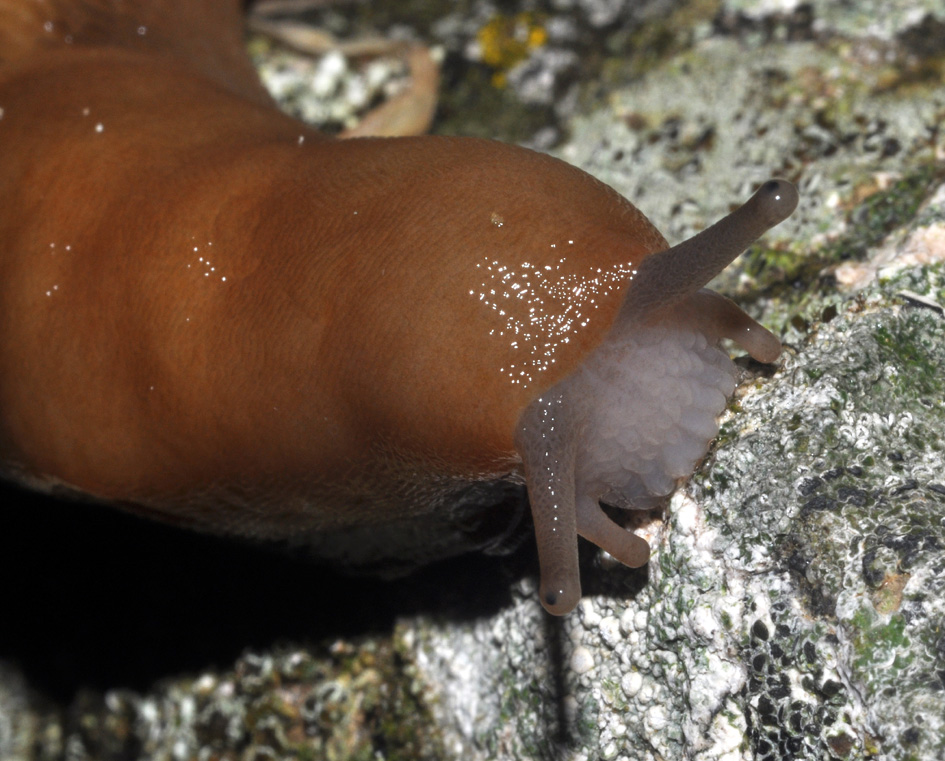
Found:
[571,320,736,509]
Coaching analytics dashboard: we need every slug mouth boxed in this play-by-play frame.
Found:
[572,317,736,508]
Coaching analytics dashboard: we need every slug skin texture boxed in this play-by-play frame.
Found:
[0,0,797,614]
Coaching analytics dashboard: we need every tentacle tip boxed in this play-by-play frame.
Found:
[745,328,782,365]
[754,335,782,364]
[540,577,581,616]
[755,178,799,226]
[623,538,651,568]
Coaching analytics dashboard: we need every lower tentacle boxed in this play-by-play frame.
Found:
[575,495,651,568]
[516,393,581,616]
[684,289,781,363]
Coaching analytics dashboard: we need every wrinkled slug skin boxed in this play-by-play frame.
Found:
[0,2,798,613]
[0,1,665,534]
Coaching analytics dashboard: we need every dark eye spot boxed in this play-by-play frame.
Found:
[544,590,558,606]
[752,179,798,225]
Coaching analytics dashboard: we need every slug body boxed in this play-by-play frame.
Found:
[0,0,797,614]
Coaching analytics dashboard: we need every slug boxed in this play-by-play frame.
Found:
[0,0,797,615]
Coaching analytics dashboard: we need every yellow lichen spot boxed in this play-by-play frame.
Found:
[476,12,548,88]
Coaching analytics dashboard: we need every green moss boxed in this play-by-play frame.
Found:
[851,609,911,672]
[829,166,942,262]
[851,169,939,245]
[872,317,945,399]
[709,467,731,492]
[600,677,628,712]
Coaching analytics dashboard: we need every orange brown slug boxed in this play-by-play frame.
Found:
[0,0,796,614]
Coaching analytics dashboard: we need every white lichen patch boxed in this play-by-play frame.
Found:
[726,0,945,39]
[250,38,412,132]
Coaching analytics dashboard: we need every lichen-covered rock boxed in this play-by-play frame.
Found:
[724,0,945,40]
[1,644,447,761]
[3,1,945,760]
[407,247,945,761]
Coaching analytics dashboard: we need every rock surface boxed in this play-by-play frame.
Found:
[3,1,945,760]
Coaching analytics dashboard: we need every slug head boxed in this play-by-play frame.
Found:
[515,179,797,615]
